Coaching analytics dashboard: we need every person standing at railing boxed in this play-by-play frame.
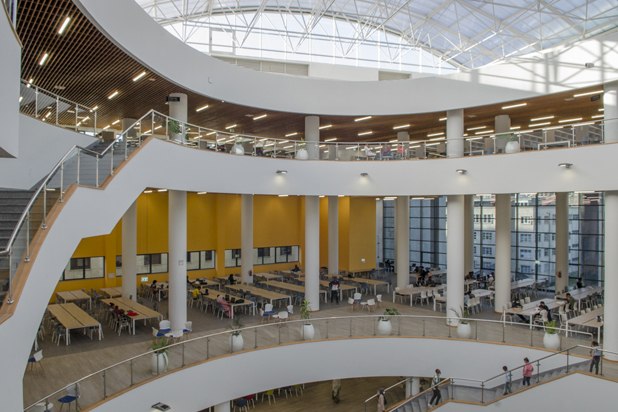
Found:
[590,341,602,375]
[429,369,442,407]
[502,366,512,395]
[522,358,533,386]
[376,388,386,412]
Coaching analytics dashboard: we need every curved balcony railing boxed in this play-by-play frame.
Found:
[24,314,598,412]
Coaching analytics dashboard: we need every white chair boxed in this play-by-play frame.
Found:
[415,291,428,305]
[376,294,382,308]
[31,402,54,412]
[394,287,404,304]
[524,296,531,304]
[353,292,362,301]
[152,327,165,338]
[287,305,294,320]
[117,316,132,336]
[348,297,356,311]
[275,311,288,322]
[259,309,270,324]
[366,299,376,312]
[159,320,171,332]
[28,350,44,373]
[264,304,275,315]
[183,321,193,337]
[500,306,514,323]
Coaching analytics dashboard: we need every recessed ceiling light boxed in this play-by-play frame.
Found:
[510,126,521,130]
[108,91,119,99]
[254,114,267,120]
[531,116,554,122]
[325,138,337,142]
[358,131,372,136]
[276,170,287,174]
[456,169,467,174]
[58,16,71,34]
[285,132,297,137]
[144,190,153,193]
[319,124,332,129]
[355,116,372,122]
[197,192,207,194]
[103,125,110,130]
[502,103,527,109]
[429,137,445,141]
[39,53,49,66]
[26,78,34,88]
[393,124,410,129]
[599,108,604,112]
[439,117,447,121]
[573,90,603,97]
[206,131,216,136]
[390,139,398,142]
[591,115,604,119]
[112,119,120,125]
[133,71,146,81]
[574,191,597,194]
[54,85,65,90]
[529,122,551,127]
[319,144,325,148]
[19,96,22,103]
[467,126,486,131]
[476,130,495,135]
[383,197,397,200]
[90,106,98,112]
[558,118,582,123]
[338,195,345,197]
[427,132,444,137]
[158,189,167,192]
[225,124,236,129]
[468,115,477,118]
[196,105,209,112]
[278,194,289,197]
[154,125,162,130]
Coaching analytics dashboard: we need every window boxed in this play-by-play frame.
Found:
[137,253,169,274]
[62,257,104,280]
[116,256,122,277]
[482,232,493,241]
[187,250,216,271]
[520,216,532,224]
[521,265,532,273]
[482,247,493,256]
[520,249,533,259]
[226,249,242,268]
[254,247,276,265]
[520,234,532,243]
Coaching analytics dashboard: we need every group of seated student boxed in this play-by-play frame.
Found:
[413,265,437,286]
[511,300,552,324]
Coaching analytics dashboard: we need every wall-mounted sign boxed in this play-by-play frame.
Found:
[166,96,181,102]
[591,95,601,102]
[141,277,149,282]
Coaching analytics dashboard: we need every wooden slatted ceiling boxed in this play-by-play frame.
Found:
[17,0,605,144]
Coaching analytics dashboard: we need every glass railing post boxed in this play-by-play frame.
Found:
[481,382,484,403]
[206,337,210,359]
[182,342,185,366]
[278,324,282,344]
[130,359,134,386]
[349,318,353,337]
[7,252,13,304]
[55,97,59,125]
[42,183,47,229]
[25,211,30,262]
[75,103,78,132]
[326,320,329,339]
[96,155,99,186]
[111,142,115,176]
[254,328,257,348]
[165,117,169,140]
[59,162,64,203]
[94,110,97,135]
[422,319,425,336]
[35,86,38,118]
[566,349,570,373]
[76,151,80,185]
[103,370,107,398]
[535,361,540,384]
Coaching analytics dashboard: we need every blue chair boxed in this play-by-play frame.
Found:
[235,397,248,411]
[58,383,80,412]
[152,327,165,338]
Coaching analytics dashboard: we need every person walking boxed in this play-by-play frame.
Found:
[502,366,512,395]
[429,369,442,407]
[376,388,386,412]
[331,379,341,404]
[329,278,340,304]
[590,341,602,375]
[522,358,533,386]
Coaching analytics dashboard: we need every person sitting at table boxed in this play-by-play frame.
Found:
[426,273,435,287]
[534,302,551,323]
[151,280,158,293]
[216,295,232,318]
[228,273,235,285]
[564,293,576,311]
[380,144,393,160]
[511,300,528,323]
[192,287,200,302]
[577,277,584,289]
[292,264,301,272]
[465,272,475,281]
[113,305,125,316]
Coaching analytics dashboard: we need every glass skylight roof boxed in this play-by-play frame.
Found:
[136,0,618,74]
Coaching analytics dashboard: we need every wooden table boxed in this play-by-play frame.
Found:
[566,308,603,338]
[298,277,357,298]
[189,278,220,289]
[511,279,536,289]
[556,286,603,306]
[393,285,446,306]
[255,273,284,281]
[506,298,565,329]
[432,290,494,312]
[351,278,390,294]
[262,280,328,302]
[102,297,163,335]
[47,303,101,345]
[101,287,122,298]
[214,276,240,286]
[56,290,92,309]
[225,284,292,306]
[203,294,255,319]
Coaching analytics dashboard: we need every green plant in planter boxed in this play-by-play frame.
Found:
[379,308,401,321]
[450,306,470,325]
[544,319,558,334]
[298,138,307,150]
[147,338,171,355]
[497,132,518,142]
[300,299,312,322]
[168,119,181,135]
[227,315,245,336]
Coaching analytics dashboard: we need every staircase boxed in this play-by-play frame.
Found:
[390,360,589,411]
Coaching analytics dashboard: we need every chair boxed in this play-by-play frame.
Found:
[275,311,289,322]
[262,389,276,404]
[159,320,171,333]
[415,291,428,305]
[500,305,513,323]
[353,292,362,302]
[58,383,81,412]
[152,327,166,338]
[259,309,270,324]
[28,350,44,373]
[53,325,67,346]
[524,296,531,304]
[366,298,376,312]
[183,321,193,337]
[234,398,248,412]
[293,384,304,396]
[117,316,132,336]
[31,403,54,412]
[376,294,382,308]
[287,305,294,320]
[244,394,256,409]
[347,297,356,311]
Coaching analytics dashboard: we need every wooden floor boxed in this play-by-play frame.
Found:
[23,287,605,411]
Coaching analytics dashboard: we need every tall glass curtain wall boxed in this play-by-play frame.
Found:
[383,198,447,269]
[383,194,603,288]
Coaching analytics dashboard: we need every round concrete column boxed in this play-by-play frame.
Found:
[446,195,465,326]
[464,195,474,275]
[604,81,618,143]
[604,191,618,360]
[169,190,187,331]
[168,93,188,122]
[121,199,137,301]
[305,196,320,311]
[305,116,320,160]
[494,193,511,314]
[446,109,464,157]
[405,377,421,397]
[395,196,410,289]
[241,194,253,285]
[494,115,511,152]
[554,192,569,293]
[328,196,339,275]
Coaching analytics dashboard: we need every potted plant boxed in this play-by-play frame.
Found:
[377,308,400,335]
[296,138,309,160]
[228,315,245,352]
[231,138,245,155]
[300,299,314,340]
[450,306,472,339]
[148,338,170,375]
[543,320,560,350]
[498,133,520,153]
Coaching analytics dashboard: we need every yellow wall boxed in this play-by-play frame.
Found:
[53,193,376,300]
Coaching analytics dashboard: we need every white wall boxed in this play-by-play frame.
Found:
[0,115,97,189]
[86,338,571,412]
[308,62,379,81]
[437,373,615,412]
[0,4,21,158]
[74,0,618,115]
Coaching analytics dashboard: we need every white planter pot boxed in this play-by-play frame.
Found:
[543,333,560,350]
[302,323,315,340]
[232,144,245,155]
[505,141,520,153]
[457,323,472,339]
[151,352,168,375]
[230,333,244,352]
[377,319,392,336]
[296,149,309,160]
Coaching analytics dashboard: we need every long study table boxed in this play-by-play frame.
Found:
[225,284,292,306]
[298,277,358,298]
[100,287,122,298]
[393,285,446,306]
[556,286,603,306]
[56,290,92,309]
[505,298,566,329]
[352,278,390,294]
[102,297,163,335]
[47,303,101,345]
[566,308,604,338]
[262,280,328,302]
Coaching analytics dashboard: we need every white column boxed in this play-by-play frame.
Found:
[169,190,187,331]
[328,196,339,275]
[446,195,465,326]
[464,195,474,275]
[405,377,421,397]
[395,196,410,289]
[241,194,253,285]
[554,192,569,293]
[305,196,320,311]
[397,131,409,159]
[494,194,511,313]
[494,115,511,152]
[168,93,188,122]
[305,116,320,160]
[376,199,384,265]
[604,191,618,360]
[121,200,137,301]
[214,401,231,412]
[604,81,618,143]
[446,109,464,157]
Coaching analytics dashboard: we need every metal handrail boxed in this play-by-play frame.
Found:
[20,79,96,111]
[23,314,599,411]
